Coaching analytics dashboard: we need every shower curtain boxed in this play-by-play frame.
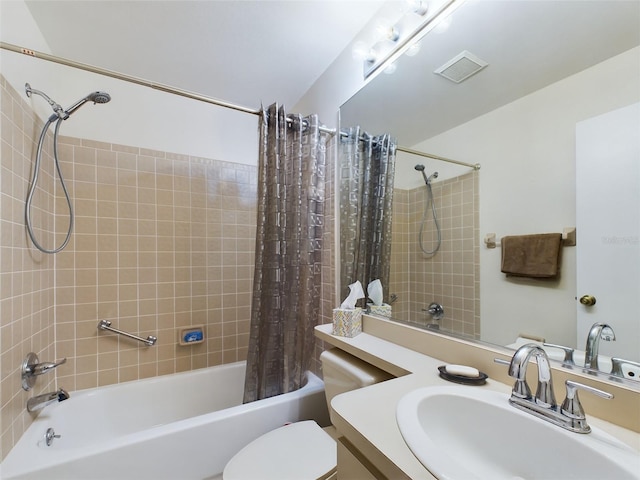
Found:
[340,127,396,304]
[243,103,327,403]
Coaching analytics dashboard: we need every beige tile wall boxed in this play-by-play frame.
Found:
[1,72,338,459]
[1,76,57,460]
[53,137,257,391]
[0,75,258,459]
[389,171,480,338]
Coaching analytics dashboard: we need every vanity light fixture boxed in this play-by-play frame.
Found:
[363,0,465,80]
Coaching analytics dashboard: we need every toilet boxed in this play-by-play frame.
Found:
[223,348,393,480]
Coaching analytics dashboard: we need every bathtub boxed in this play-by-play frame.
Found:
[2,362,330,480]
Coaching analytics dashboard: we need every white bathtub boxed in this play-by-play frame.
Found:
[2,362,330,480]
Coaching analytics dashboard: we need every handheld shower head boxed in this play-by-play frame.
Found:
[64,91,111,118]
[415,164,429,185]
[89,91,111,104]
[25,84,111,120]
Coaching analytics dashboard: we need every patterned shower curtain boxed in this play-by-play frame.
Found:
[243,103,327,403]
[340,127,396,304]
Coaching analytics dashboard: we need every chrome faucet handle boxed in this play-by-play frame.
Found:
[561,380,613,421]
[610,357,640,378]
[31,357,67,375]
[543,343,575,365]
[21,352,67,391]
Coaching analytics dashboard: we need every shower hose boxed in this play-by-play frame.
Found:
[418,180,441,257]
[25,115,74,254]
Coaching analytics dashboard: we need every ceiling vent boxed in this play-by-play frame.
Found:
[434,50,488,83]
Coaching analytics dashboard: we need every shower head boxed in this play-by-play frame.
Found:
[415,164,429,185]
[414,164,439,185]
[63,91,111,118]
[25,84,111,120]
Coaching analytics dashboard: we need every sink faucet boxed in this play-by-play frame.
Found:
[584,322,616,370]
[506,343,613,433]
[27,388,70,413]
[508,343,556,407]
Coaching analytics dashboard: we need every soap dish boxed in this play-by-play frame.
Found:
[438,365,488,385]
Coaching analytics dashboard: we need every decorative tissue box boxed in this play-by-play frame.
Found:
[368,303,392,318]
[332,307,363,338]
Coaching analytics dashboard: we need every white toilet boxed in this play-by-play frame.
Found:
[223,348,393,480]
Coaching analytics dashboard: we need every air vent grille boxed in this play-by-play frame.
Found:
[435,50,488,83]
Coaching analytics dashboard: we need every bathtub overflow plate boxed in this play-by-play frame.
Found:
[44,427,61,447]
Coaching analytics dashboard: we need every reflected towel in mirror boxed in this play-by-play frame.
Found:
[500,233,562,278]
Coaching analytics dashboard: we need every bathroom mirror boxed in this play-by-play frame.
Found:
[339,0,640,381]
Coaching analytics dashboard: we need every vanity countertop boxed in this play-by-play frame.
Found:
[315,323,640,479]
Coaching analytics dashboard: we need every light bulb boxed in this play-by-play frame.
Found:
[376,18,400,42]
[384,63,397,75]
[405,42,421,57]
[407,0,429,16]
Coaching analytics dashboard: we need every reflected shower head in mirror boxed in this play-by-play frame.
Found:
[414,164,438,185]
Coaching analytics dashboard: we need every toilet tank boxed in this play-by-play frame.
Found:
[320,348,394,410]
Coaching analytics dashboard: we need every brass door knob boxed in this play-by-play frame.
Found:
[579,295,596,306]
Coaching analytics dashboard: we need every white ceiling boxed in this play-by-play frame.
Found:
[24,0,386,109]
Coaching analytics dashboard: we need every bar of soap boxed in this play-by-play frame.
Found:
[445,364,480,378]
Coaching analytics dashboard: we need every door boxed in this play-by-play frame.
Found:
[576,102,640,364]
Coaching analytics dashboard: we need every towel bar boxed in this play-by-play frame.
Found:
[97,320,157,346]
[484,227,576,249]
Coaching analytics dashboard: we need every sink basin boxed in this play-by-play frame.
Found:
[396,386,640,480]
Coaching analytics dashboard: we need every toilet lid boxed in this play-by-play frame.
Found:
[223,420,336,480]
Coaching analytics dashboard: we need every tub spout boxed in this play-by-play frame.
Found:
[27,388,70,413]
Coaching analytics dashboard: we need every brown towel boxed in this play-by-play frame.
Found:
[501,233,562,278]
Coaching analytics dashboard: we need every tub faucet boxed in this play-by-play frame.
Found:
[506,343,613,433]
[27,388,70,413]
[584,322,616,371]
[422,302,444,320]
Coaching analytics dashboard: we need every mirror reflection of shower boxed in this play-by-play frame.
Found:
[414,164,441,257]
[24,83,111,254]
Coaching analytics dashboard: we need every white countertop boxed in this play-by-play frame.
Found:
[316,324,640,479]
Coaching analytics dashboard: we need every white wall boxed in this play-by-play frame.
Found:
[411,47,640,347]
[1,1,258,165]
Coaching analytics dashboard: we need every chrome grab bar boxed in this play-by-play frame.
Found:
[98,320,157,346]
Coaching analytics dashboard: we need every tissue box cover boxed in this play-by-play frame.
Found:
[368,303,392,318]
[332,308,363,338]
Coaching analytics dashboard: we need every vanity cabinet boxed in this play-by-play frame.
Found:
[337,437,382,480]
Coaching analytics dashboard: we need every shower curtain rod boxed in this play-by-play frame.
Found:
[339,130,481,171]
[0,42,336,135]
[396,146,481,171]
